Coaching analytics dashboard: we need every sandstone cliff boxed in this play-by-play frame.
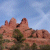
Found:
[0,17,50,47]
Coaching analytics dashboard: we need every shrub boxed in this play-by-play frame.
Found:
[0,34,3,45]
[2,39,10,43]
[0,34,3,39]
[31,43,37,50]
[0,45,3,50]
[40,45,50,50]
[33,37,37,38]
[28,35,32,38]
[10,42,23,50]
[0,40,2,45]
[25,28,32,31]
[32,30,36,34]
[13,29,26,43]
[10,43,31,50]
[0,34,3,50]
[24,43,31,50]
[28,30,36,38]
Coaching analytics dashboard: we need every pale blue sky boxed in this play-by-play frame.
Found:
[0,0,50,32]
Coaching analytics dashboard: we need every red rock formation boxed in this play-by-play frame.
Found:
[21,18,28,25]
[23,29,33,38]
[9,18,16,29]
[16,18,30,36]
[32,29,50,39]
[42,30,50,39]
[17,18,29,29]
[24,38,50,46]
[5,20,9,26]
[0,17,50,49]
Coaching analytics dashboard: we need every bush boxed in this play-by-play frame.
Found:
[0,34,3,50]
[28,35,32,38]
[25,28,32,31]
[0,34,3,39]
[13,29,22,34]
[40,45,50,50]
[10,42,23,50]
[0,45,3,50]
[33,37,37,38]
[31,43,37,50]
[2,39,10,43]
[0,40,2,45]
[24,43,31,50]
[32,30,36,34]
[0,34,3,45]
[10,42,31,50]
[28,30,36,38]
[13,29,26,43]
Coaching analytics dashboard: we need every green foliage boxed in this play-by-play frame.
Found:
[33,37,37,38]
[4,45,9,49]
[0,34,3,45]
[0,34,3,39]
[13,29,26,43]
[0,45,3,50]
[40,45,50,50]
[28,30,36,38]
[28,35,32,38]
[31,43,37,50]
[10,42,23,50]
[2,39,10,43]
[24,43,31,50]
[0,34,3,50]
[0,40,2,45]
[32,30,36,34]
[25,28,32,31]
[10,42,31,50]
[13,29,22,34]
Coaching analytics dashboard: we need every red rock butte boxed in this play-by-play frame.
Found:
[0,17,50,46]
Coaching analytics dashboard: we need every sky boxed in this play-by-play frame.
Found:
[0,0,50,32]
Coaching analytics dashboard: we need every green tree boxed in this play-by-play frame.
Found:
[10,42,24,50]
[13,29,26,43]
[0,34,3,50]
[40,45,50,50]
[0,34,3,39]
[24,43,31,50]
[31,43,37,50]
[10,45,21,50]
[0,45,3,50]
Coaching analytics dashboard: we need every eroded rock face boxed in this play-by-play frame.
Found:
[9,18,16,29]
[42,30,50,39]
[0,17,50,48]
[5,20,9,26]
[17,18,29,29]
[32,30,50,39]
[24,38,50,46]
[0,18,50,39]
[21,18,28,25]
